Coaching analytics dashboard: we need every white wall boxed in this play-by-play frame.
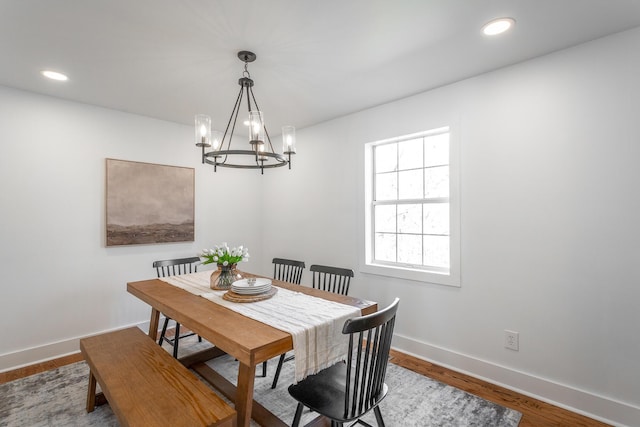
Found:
[2,26,640,427]
[0,87,265,368]
[262,28,640,426]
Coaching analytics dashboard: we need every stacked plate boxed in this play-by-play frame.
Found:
[231,278,272,295]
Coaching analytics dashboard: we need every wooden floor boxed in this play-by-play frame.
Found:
[1,347,609,426]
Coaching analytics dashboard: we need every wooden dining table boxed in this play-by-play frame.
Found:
[127,271,377,427]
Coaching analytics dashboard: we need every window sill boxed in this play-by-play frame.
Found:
[360,262,460,287]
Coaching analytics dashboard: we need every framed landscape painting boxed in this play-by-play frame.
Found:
[106,159,195,246]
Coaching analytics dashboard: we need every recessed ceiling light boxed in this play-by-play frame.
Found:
[41,70,69,81]
[482,17,515,36]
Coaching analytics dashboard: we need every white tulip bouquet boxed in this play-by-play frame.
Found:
[200,243,250,266]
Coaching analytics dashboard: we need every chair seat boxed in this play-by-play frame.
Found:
[288,363,388,423]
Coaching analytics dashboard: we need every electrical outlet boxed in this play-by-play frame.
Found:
[504,330,519,351]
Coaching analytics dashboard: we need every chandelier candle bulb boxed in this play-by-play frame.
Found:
[211,131,222,151]
[257,144,268,161]
[282,125,296,154]
[194,114,212,147]
[282,125,296,169]
[249,110,265,147]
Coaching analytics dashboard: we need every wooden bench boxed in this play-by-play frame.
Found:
[80,326,236,427]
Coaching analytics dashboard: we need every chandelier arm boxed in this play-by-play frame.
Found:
[219,85,245,165]
[221,85,245,152]
[262,125,275,153]
[245,86,260,165]
[226,87,244,164]
[248,87,276,153]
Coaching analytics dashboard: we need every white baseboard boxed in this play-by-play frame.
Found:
[0,320,151,373]
[393,333,640,427]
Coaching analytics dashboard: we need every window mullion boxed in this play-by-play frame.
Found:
[373,197,449,206]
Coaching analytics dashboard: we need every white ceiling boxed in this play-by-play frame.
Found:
[2,0,640,133]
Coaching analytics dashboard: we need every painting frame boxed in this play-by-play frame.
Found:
[105,158,195,246]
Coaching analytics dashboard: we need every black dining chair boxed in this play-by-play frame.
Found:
[310,264,354,296]
[153,256,202,358]
[269,257,306,386]
[288,298,400,427]
[273,257,306,285]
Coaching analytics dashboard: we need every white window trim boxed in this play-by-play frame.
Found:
[359,126,461,287]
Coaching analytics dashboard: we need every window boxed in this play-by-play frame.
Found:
[361,127,460,286]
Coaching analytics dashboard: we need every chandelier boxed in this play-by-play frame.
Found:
[195,51,296,174]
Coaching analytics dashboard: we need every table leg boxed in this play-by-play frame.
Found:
[86,371,96,412]
[191,362,287,427]
[235,362,256,427]
[148,308,160,339]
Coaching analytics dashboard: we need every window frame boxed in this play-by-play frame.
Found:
[360,126,461,287]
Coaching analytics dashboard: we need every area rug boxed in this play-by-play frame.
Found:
[0,337,521,426]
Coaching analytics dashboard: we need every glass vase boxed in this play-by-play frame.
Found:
[210,263,243,290]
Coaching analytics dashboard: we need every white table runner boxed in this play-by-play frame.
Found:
[159,271,360,383]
